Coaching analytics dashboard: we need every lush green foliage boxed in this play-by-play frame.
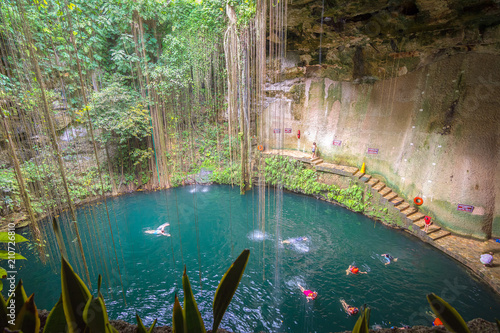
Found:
[0,167,19,215]
[264,156,328,194]
[90,78,151,144]
[211,163,241,185]
[264,156,368,212]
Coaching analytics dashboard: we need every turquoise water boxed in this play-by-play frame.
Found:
[13,185,500,332]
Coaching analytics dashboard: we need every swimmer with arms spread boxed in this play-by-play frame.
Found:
[340,299,359,316]
[346,265,367,275]
[381,253,398,265]
[145,222,170,236]
[282,236,308,244]
[298,284,318,302]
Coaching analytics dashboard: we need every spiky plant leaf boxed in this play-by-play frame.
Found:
[352,307,370,333]
[43,296,66,333]
[172,294,184,333]
[0,293,8,330]
[13,294,40,333]
[135,314,157,333]
[212,249,250,333]
[147,319,157,333]
[427,293,470,333]
[7,279,28,325]
[61,257,91,333]
[182,267,206,333]
[83,296,107,332]
[135,313,148,333]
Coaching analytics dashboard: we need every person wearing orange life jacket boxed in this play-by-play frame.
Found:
[340,299,359,316]
[346,265,367,275]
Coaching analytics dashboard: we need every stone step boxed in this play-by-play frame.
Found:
[311,157,321,163]
[360,174,372,182]
[426,225,441,234]
[429,229,451,241]
[366,178,380,187]
[353,171,365,178]
[379,187,392,196]
[408,212,425,222]
[414,220,426,229]
[396,202,410,211]
[349,168,359,175]
[390,197,405,206]
[401,206,417,216]
[312,159,323,165]
[384,192,398,201]
[372,182,386,191]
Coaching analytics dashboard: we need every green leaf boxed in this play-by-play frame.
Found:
[135,313,148,333]
[427,293,470,333]
[43,296,66,333]
[352,307,370,333]
[0,292,8,330]
[83,296,107,332]
[0,232,29,243]
[0,251,26,260]
[182,267,206,333]
[147,319,157,333]
[135,313,157,333]
[172,294,184,333]
[0,267,6,279]
[212,249,250,333]
[7,279,28,324]
[13,294,40,333]
[61,256,91,333]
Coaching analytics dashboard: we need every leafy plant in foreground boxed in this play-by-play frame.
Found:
[173,249,250,333]
[427,293,470,333]
[0,248,250,333]
[0,231,28,291]
[352,306,370,333]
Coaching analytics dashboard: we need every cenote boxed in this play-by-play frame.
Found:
[15,185,500,332]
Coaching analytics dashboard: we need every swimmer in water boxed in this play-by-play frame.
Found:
[145,222,170,236]
[340,299,359,316]
[346,265,367,275]
[381,253,398,265]
[282,236,308,244]
[298,284,317,302]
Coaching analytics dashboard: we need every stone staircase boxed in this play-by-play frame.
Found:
[310,157,323,165]
[336,163,451,242]
[267,149,452,243]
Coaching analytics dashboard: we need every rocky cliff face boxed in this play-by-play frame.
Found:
[262,0,500,238]
[283,0,500,81]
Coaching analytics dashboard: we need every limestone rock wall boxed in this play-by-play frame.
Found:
[261,52,500,239]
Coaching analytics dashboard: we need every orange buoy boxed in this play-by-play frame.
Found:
[257,145,264,151]
[414,197,423,206]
